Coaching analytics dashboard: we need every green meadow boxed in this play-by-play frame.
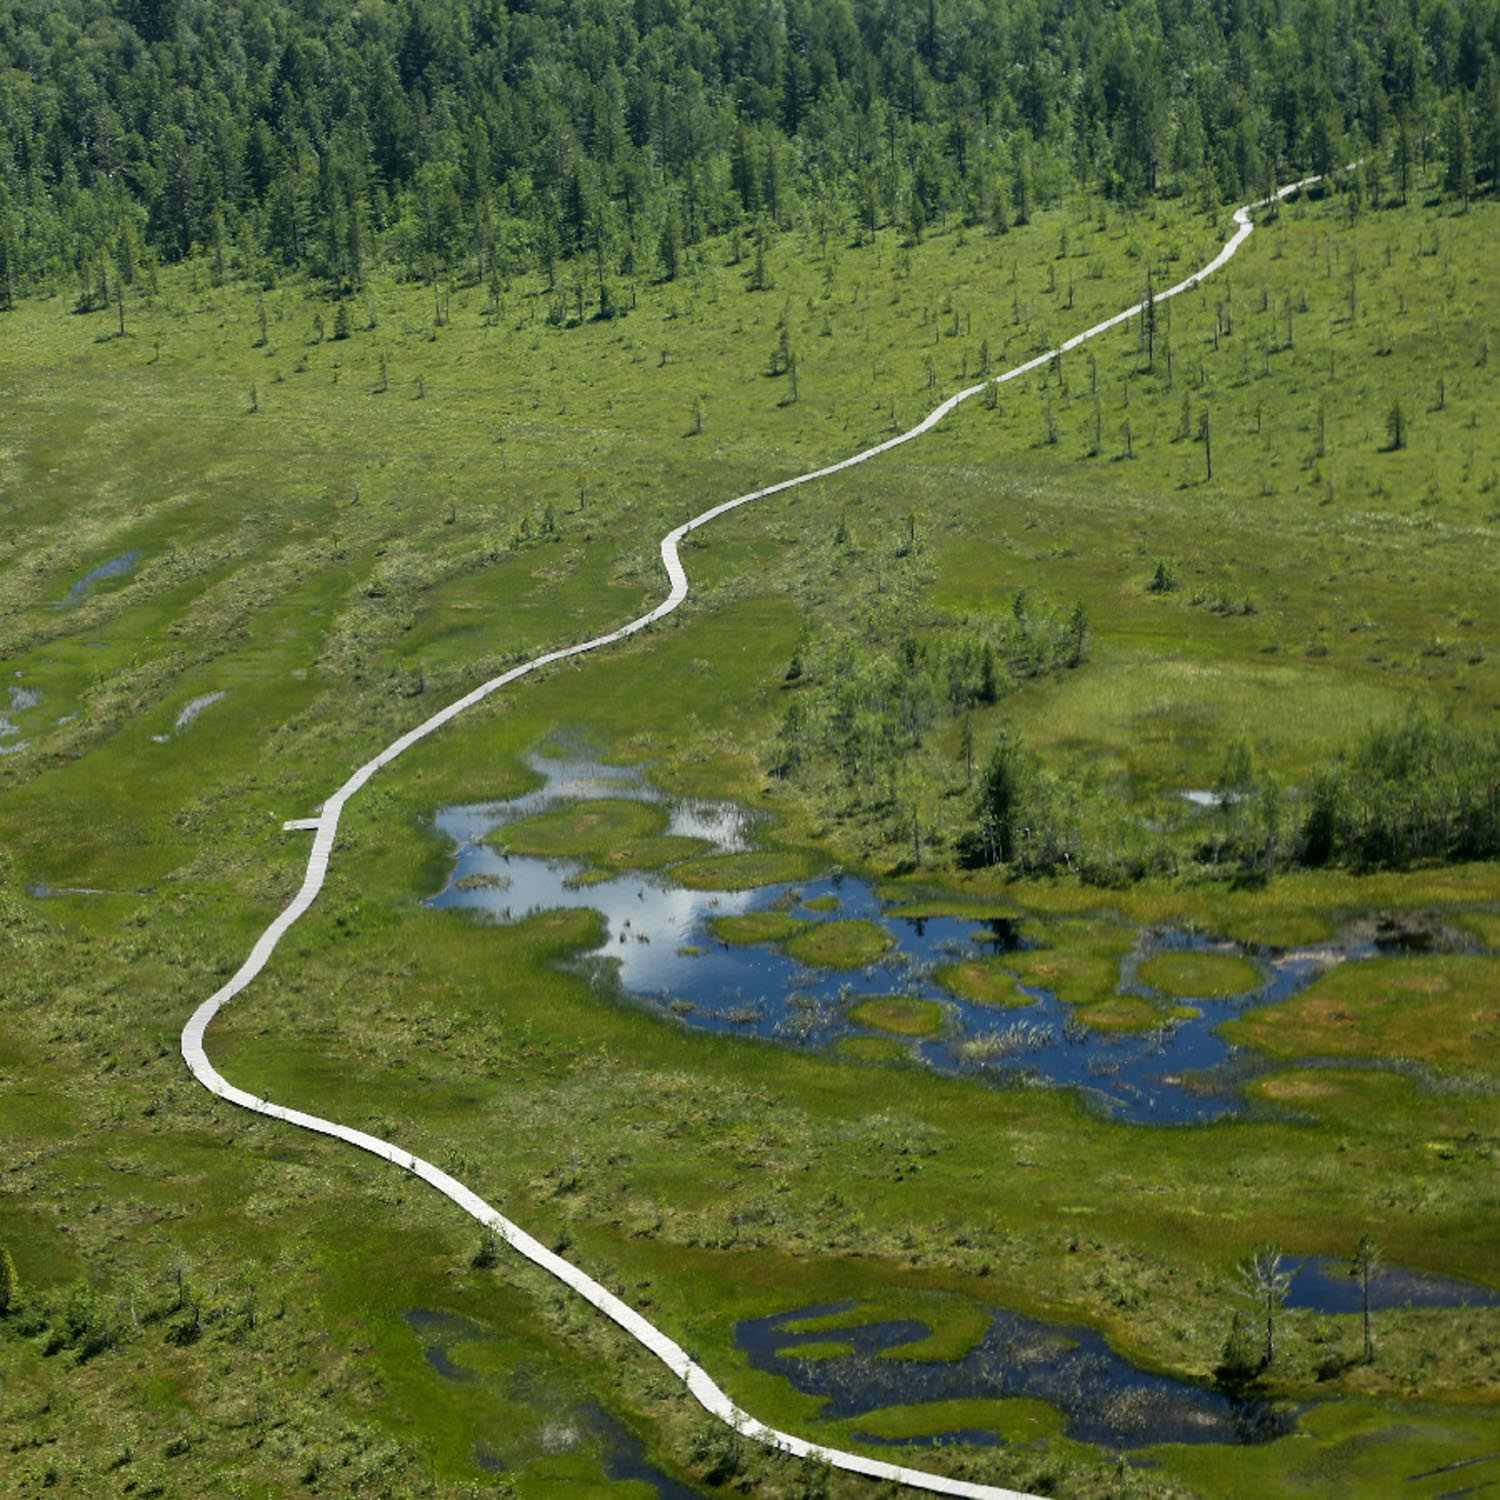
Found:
[1,171,1498,1499]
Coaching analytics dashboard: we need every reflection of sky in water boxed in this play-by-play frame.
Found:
[1280,1257,1500,1313]
[0,681,42,754]
[55,549,140,607]
[428,756,1495,1127]
[151,690,227,743]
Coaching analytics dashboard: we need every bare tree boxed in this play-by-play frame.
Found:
[1237,1243,1294,1366]
[1142,271,1157,368]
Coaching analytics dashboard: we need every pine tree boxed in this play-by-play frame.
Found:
[658,211,681,282]
[749,232,770,292]
[1350,1235,1381,1362]
[731,123,759,215]
[1444,99,1474,206]
[0,213,15,311]
[989,180,1010,235]
[1385,400,1406,450]
[0,0,1486,304]
[1394,118,1414,205]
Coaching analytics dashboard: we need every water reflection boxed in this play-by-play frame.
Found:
[1280,1257,1500,1314]
[428,755,1495,1126]
[54,549,140,607]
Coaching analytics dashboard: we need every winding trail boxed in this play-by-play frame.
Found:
[183,174,1322,1500]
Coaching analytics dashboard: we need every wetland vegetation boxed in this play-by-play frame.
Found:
[2,0,1499,1496]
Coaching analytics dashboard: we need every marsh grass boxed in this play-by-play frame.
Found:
[785,920,896,971]
[1,173,1497,1499]
[935,960,1035,1008]
[1006,951,1121,1007]
[1136,951,1265,999]
[847,997,946,1037]
[674,851,822,890]
[1073,997,1166,1033]
[1223,955,1500,1072]
[495,798,669,857]
[709,912,810,946]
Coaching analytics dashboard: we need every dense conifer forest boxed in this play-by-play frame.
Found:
[2,0,1498,307]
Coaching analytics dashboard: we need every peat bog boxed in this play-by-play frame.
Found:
[429,753,1496,1125]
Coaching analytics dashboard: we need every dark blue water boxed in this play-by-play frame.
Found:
[1281,1257,1500,1314]
[591,1404,706,1500]
[55,549,140,606]
[736,1302,1294,1450]
[427,755,1495,1126]
[852,1427,1004,1449]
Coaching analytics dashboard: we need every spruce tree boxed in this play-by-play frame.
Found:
[1350,1235,1381,1362]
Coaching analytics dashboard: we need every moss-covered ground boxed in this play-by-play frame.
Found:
[936,959,1035,1008]
[1135,952,1264,999]
[846,997,946,1037]
[784,919,895,971]
[495,798,709,870]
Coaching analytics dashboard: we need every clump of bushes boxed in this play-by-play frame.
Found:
[962,708,1500,883]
